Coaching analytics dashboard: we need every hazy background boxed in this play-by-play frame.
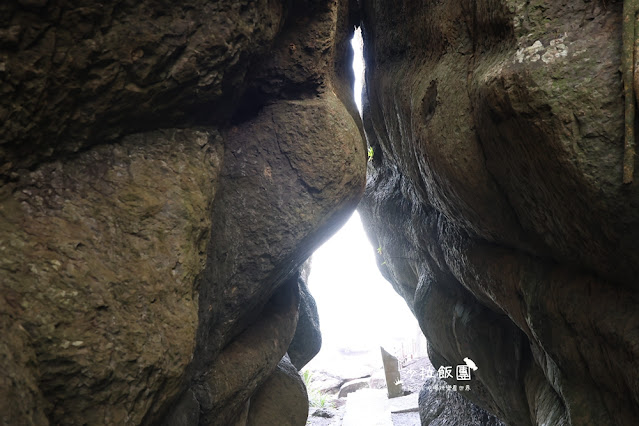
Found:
[305,211,426,376]
[304,29,426,377]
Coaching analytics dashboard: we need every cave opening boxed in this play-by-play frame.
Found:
[301,29,427,412]
[305,211,426,375]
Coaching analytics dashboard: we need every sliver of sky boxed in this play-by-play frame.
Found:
[306,211,423,373]
[352,27,364,114]
[304,29,425,376]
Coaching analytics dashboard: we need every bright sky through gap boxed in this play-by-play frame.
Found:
[306,211,424,373]
[305,29,424,376]
[351,28,364,114]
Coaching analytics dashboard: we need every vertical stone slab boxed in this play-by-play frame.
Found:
[380,347,403,398]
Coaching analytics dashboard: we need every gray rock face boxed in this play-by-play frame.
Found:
[312,407,336,418]
[381,347,403,398]
[1,0,365,424]
[306,370,346,396]
[1,129,222,425]
[359,1,639,425]
[288,260,323,370]
[246,355,309,426]
[419,379,504,426]
[0,1,285,176]
[338,378,370,398]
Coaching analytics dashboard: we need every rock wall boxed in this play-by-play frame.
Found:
[7,0,638,424]
[0,1,365,424]
[359,1,639,425]
[419,379,505,426]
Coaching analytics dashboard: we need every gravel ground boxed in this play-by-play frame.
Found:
[307,403,346,426]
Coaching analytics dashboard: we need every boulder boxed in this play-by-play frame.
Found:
[246,355,309,426]
[419,379,505,426]
[1,129,222,424]
[287,260,323,370]
[306,370,345,396]
[0,0,365,424]
[338,378,370,398]
[312,407,336,418]
[381,347,403,398]
[1,1,285,175]
[359,0,639,424]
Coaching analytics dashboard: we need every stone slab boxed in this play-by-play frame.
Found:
[388,392,419,414]
[342,389,393,426]
[381,346,403,398]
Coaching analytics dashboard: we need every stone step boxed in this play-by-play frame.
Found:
[341,388,393,426]
[388,392,419,414]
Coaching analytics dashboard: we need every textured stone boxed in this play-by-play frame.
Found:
[288,260,323,370]
[381,347,403,398]
[338,378,370,398]
[359,1,639,425]
[246,354,309,426]
[0,1,285,176]
[312,407,336,418]
[419,379,504,426]
[306,370,345,396]
[1,0,365,424]
[183,88,365,425]
[0,129,222,425]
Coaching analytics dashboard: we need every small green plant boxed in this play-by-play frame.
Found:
[302,369,313,387]
[313,392,331,408]
[377,245,382,255]
[301,369,334,409]
[367,146,374,162]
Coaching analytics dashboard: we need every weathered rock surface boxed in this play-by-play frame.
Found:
[246,354,309,426]
[0,1,283,175]
[1,0,365,424]
[312,407,336,418]
[305,370,346,396]
[288,260,322,370]
[419,379,504,426]
[1,128,222,424]
[359,1,639,425]
[337,378,370,398]
[381,346,403,398]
